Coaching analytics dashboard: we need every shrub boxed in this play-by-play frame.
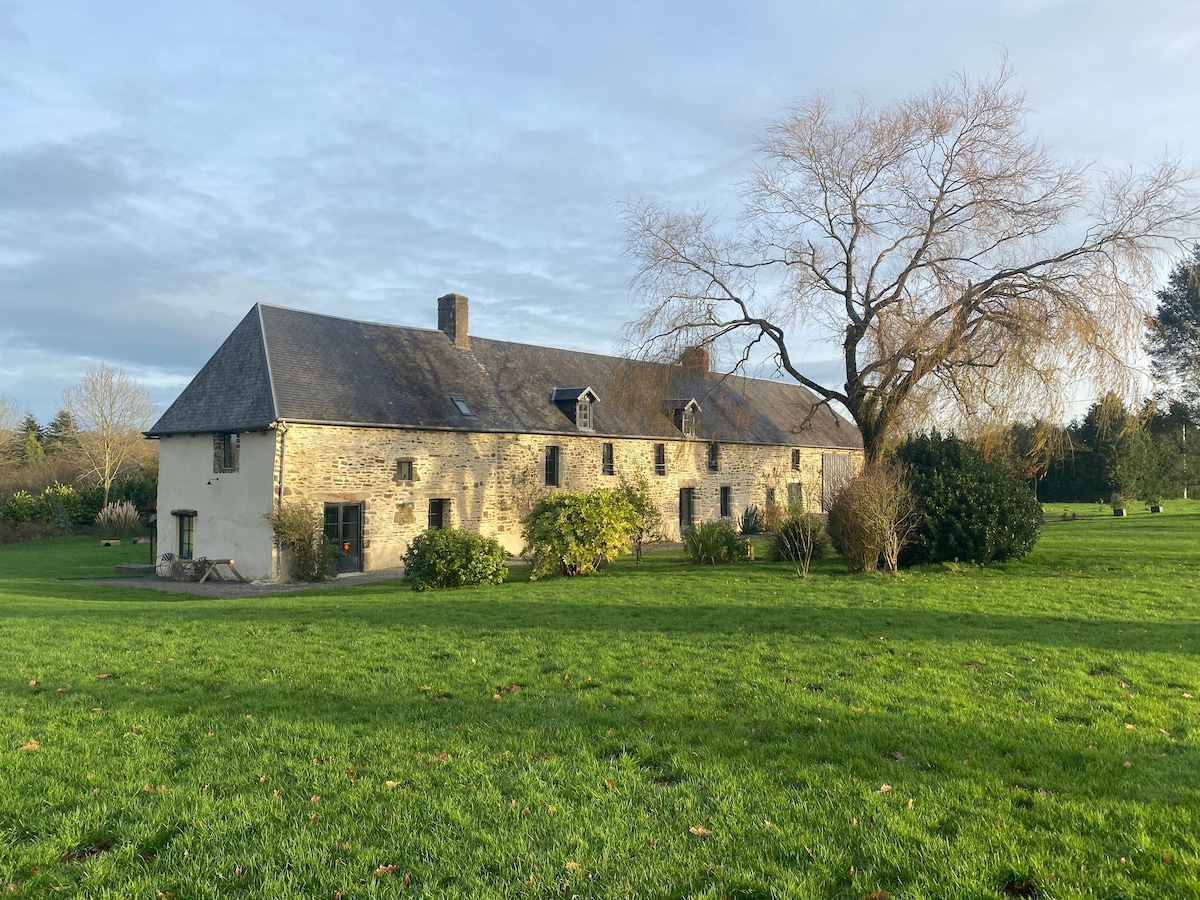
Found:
[616,473,663,563]
[827,463,920,573]
[522,490,640,579]
[768,511,833,577]
[95,500,142,536]
[75,481,105,529]
[739,506,764,535]
[895,433,1043,565]
[263,502,335,582]
[1,490,40,525]
[402,527,507,591]
[683,520,750,564]
[110,472,158,513]
[39,482,81,526]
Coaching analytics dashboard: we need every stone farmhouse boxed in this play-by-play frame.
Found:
[147,295,863,580]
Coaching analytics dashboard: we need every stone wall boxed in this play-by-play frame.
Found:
[278,424,861,572]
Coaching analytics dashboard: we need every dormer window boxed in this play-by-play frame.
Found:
[576,397,593,431]
[451,395,475,417]
[551,387,599,431]
[672,399,700,438]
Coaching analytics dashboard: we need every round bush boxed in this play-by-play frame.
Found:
[895,433,1042,565]
[403,527,508,591]
[521,490,640,579]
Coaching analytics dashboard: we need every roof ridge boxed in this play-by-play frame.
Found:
[256,303,280,422]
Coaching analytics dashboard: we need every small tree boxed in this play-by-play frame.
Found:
[522,490,640,579]
[768,509,833,578]
[827,463,919,573]
[63,363,156,506]
[263,502,335,582]
[616,472,663,563]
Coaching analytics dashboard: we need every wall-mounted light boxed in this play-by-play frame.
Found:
[207,477,219,486]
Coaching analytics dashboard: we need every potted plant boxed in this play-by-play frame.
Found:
[1111,494,1128,517]
[1149,496,1164,514]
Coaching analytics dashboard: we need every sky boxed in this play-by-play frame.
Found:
[1,0,1198,425]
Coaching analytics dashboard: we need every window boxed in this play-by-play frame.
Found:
[601,442,614,476]
[174,511,195,559]
[672,399,700,437]
[707,442,719,472]
[428,499,451,529]
[653,443,666,476]
[214,432,239,473]
[545,445,560,487]
[451,395,475,417]
[765,488,776,509]
[787,482,804,510]
[791,449,801,471]
[576,397,594,431]
[720,485,732,518]
[680,406,696,437]
[396,459,414,482]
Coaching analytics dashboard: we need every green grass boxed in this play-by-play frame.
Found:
[1,516,1198,898]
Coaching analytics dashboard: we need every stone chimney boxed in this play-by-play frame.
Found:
[437,293,469,350]
[680,345,710,375]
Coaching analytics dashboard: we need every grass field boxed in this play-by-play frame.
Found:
[1,509,1198,898]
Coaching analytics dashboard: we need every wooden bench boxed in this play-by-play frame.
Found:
[170,557,246,583]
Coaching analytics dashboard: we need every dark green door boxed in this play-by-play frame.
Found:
[323,503,363,573]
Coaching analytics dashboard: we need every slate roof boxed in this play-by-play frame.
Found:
[147,303,862,450]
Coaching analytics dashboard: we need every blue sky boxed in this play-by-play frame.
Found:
[2,0,1198,423]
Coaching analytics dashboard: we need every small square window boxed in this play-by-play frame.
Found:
[451,396,475,417]
[601,442,614,476]
[654,443,666,477]
[396,459,414,482]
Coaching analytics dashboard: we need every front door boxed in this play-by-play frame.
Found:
[679,487,695,534]
[323,503,363,573]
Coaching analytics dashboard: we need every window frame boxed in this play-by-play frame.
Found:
[175,512,195,559]
[576,397,594,431]
[653,443,666,477]
[396,459,414,482]
[719,485,732,519]
[601,442,615,476]
[707,442,719,473]
[545,445,561,487]
[791,448,801,471]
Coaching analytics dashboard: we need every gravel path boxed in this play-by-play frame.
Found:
[92,569,407,598]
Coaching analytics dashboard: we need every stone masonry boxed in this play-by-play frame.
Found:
[276,423,859,572]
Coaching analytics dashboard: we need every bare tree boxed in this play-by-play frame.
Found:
[0,393,20,436]
[624,62,1199,462]
[62,363,156,505]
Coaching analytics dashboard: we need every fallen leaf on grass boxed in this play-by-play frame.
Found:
[688,825,711,837]
[27,680,36,687]
[565,861,579,873]
[877,784,892,793]
[385,780,399,790]
[18,739,39,751]
[97,673,113,680]
[868,891,891,900]
[373,864,400,878]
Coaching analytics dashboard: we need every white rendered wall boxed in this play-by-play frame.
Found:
[156,431,278,580]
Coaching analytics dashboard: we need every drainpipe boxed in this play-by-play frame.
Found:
[275,421,288,580]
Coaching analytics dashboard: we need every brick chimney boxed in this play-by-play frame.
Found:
[680,345,710,375]
[437,293,469,350]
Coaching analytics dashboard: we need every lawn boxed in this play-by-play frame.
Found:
[1,511,1198,899]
